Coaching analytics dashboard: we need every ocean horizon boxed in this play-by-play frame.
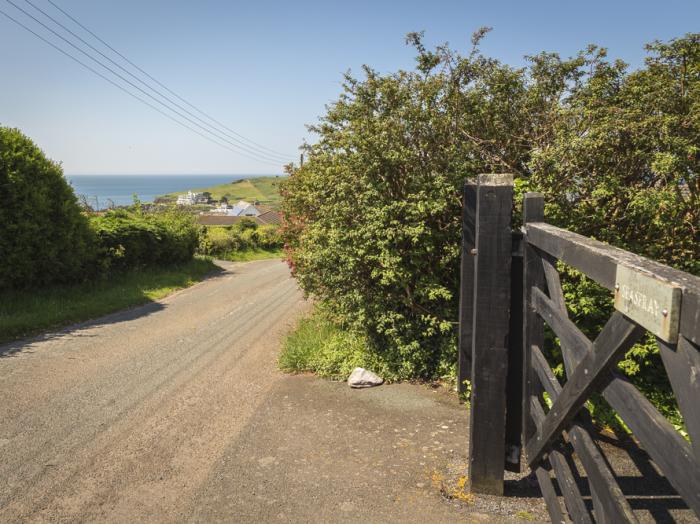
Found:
[65,174,279,209]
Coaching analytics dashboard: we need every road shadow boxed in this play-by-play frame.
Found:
[0,264,229,359]
[504,473,543,498]
[593,428,691,523]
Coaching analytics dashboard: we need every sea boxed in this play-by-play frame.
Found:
[65,174,271,209]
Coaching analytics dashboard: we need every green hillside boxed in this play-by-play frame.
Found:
[161,176,284,207]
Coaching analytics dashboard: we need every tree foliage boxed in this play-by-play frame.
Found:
[0,126,204,290]
[282,31,699,384]
[0,126,94,290]
[198,221,282,257]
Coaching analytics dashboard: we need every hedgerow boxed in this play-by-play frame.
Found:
[198,220,282,258]
[281,27,700,419]
[0,126,94,290]
[0,126,204,289]
[90,208,201,272]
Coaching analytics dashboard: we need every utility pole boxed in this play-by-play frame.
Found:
[300,153,304,167]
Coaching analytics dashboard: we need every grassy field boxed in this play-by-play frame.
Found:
[0,258,219,345]
[161,176,284,207]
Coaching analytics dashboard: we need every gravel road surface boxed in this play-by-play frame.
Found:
[0,259,548,523]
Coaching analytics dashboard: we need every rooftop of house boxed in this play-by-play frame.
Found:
[257,210,282,225]
[197,210,282,227]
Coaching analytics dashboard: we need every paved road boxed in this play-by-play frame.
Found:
[0,259,546,523]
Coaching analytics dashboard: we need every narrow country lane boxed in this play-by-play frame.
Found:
[0,259,308,522]
[0,259,546,523]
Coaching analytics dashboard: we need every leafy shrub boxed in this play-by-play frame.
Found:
[281,29,699,398]
[198,227,239,254]
[528,36,699,276]
[256,225,283,249]
[0,126,94,290]
[198,221,282,258]
[279,310,394,381]
[90,208,201,271]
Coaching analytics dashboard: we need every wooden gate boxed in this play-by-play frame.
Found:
[460,180,700,522]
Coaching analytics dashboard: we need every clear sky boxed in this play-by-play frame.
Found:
[1,0,697,175]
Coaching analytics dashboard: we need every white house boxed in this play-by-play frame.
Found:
[176,191,208,205]
[211,202,232,214]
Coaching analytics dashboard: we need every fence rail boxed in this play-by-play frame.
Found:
[461,181,700,522]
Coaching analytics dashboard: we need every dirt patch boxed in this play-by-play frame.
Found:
[187,377,549,523]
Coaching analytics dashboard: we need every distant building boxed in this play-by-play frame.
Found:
[238,204,261,217]
[211,201,232,214]
[257,210,282,225]
[202,199,275,217]
[197,210,282,227]
[176,191,210,205]
[210,200,264,217]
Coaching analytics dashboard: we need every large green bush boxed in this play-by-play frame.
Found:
[281,31,699,390]
[90,208,201,271]
[0,127,204,293]
[198,221,282,258]
[0,127,94,290]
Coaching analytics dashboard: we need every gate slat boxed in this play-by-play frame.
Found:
[526,313,645,466]
[541,252,567,312]
[535,465,567,524]
[530,397,593,524]
[532,287,590,374]
[540,254,581,375]
[550,449,592,524]
[531,345,638,523]
[657,335,700,461]
[522,193,546,450]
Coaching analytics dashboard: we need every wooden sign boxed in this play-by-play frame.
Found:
[614,265,682,343]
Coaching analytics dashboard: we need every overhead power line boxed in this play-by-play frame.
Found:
[24,0,292,163]
[6,0,286,165]
[0,6,283,166]
[43,0,292,161]
[2,0,292,166]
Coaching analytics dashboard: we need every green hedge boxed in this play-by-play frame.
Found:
[281,27,699,410]
[198,220,282,257]
[0,127,94,290]
[90,209,202,272]
[0,126,204,290]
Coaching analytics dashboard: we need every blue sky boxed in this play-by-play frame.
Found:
[1,0,697,175]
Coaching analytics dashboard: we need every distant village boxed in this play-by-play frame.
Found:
[174,191,281,226]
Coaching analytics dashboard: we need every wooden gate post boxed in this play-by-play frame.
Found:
[468,173,514,496]
[504,232,524,472]
[458,181,477,393]
[521,193,545,452]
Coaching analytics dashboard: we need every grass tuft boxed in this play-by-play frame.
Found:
[279,309,393,381]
